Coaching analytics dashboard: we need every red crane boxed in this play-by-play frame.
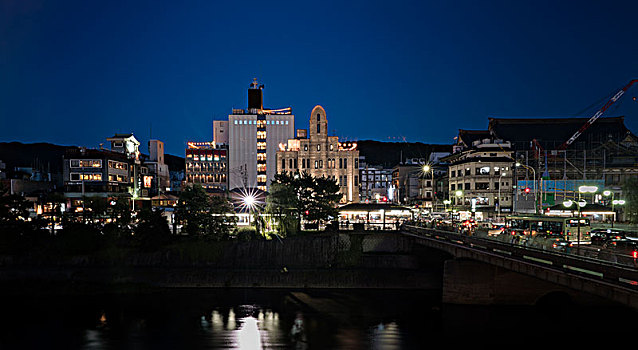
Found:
[558,79,638,150]
[530,79,637,156]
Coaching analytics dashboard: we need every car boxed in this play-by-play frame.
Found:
[603,239,638,257]
[550,238,573,252]
[590,228,629,244]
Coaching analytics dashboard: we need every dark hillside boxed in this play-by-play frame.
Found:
[357,140,452,167]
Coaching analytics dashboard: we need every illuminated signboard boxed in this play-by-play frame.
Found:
[144,176,152,188]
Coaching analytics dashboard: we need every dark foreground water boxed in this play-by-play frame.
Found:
[0,288,636,349]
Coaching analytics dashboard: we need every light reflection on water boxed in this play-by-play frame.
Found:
[0,289,635,349]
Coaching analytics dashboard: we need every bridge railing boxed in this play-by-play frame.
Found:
[404,225,638,290]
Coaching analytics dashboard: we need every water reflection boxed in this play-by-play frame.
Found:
[0,289,634,349]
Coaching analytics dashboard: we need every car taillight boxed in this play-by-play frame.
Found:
[616,236,621,240]
[633,251,638,259]
[552,243,557,248]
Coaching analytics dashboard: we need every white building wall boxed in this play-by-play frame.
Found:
[228,114,294,190]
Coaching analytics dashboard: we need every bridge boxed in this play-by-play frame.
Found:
[399,225,638,309]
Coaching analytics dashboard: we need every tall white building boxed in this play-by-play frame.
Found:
[227,79,295,191]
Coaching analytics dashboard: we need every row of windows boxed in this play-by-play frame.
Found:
[70,173,102,181]
[187,163,227,171]
[450,166,509,177]
[450,181,510,191]
[282,157,358,170]
[361,175,390,182]
[108,174,128,183]
[70,159,102,168]
[108,160,128,170]
[187,174,227,183]
[234,120,289,125]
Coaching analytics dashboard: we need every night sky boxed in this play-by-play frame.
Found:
[2,0,638,156]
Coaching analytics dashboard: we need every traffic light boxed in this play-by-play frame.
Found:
[524,187,531,194]
[304,210,309,216]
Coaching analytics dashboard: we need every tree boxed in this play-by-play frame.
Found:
[265,179,299,236]
[268,172,341,232]
[623,178,638,224]
[135,208,171,250]
[175,185,236,239]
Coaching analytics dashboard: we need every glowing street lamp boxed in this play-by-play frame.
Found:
[422,164,435,210]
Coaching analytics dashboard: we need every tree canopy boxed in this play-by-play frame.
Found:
[175,185,236,239]
[267,172,340,234]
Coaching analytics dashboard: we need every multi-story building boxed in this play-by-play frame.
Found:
[277,105,360,203]
[391,160,423,205]
[443,131,515,219]
[146,139,170,196]
[184,141,228,193]
[358,156,393,203]
[226,79,295,191]
[63,147,134,208]
[213,120,229,145]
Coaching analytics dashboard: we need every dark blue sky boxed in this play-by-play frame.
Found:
[2,0,638,156]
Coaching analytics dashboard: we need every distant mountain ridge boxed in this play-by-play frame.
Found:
[0,142,185,174]
[356,140,452,167]
[0,140,451,174]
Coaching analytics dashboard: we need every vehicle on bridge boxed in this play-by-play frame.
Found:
[591,228,633,245]
[501,215,592,246]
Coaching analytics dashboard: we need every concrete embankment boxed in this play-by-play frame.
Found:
[0,233,442,291]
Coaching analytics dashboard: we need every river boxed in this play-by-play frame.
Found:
[0,288,635,349]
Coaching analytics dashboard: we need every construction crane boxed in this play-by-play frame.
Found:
[531,79,638,155]
[558,79,638,150]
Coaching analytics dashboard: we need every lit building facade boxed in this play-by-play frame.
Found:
[185,141,228,192]
[277,105,359,203]
[443,132,514,219]
[227,80,295,191]
[359,157,393,203]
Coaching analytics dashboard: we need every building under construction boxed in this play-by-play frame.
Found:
[487,116,637,211]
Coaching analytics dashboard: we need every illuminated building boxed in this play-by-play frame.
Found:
[213,120,229,145]
[185,141,228,193]
[443,131,514,220]
[63,147,135,206]
[226,79,295,191]
[358,157,393,203]
[277,105,359,203]
[146,139,170,195]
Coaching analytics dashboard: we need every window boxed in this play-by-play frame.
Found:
[302,159,306,168]
[317,114,321,122]
[354,158,359,168]
[304,145,308,151]
[289,159,293,169]
[315,161,318,169]
[281,158,285,169]
[451,184,456,191]
[317,123,320,133]
[465,183,470,190]
[476,166,490,175]
[317,144,321,151]
[339,158,343,168]
[344,158,348,168]
[319,160,323,168]
[354,175,358,186]
[476,182,490,190]
[451,170,456,177]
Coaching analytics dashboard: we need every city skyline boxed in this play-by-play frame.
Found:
[2,0,638,156]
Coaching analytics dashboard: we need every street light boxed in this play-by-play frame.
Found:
[497,172,506,219]
[515,162,537,214]
[603,190,615,227]
[563,185,597,249]
[563,199,587,248]
[423,164,435,211]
